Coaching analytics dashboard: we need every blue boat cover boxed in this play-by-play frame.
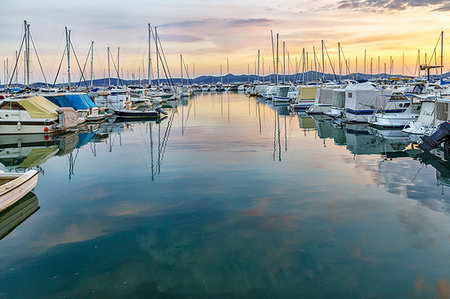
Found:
[44,94,97,110]
[76,131,97,148]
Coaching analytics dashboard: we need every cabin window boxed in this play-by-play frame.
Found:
[436,102,449,121]
[348,93,352,98]
[0,102,26,110]
[389,95,408,101]
[403,103,410,108]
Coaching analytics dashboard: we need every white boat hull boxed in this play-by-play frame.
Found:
[370,113,418,129]
[0,120,56,135]
[0,170,39,212]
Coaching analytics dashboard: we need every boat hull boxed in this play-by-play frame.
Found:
[0,120,56,135]
[114,110,160,118]
[0,170,39,212]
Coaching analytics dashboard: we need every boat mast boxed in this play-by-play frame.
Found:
[65,27,71,91]
[364,49,366,77]
[283,42,286,83]
[441,31,444,82]
[90,41,94,88]
[302,48,305,83]
[220,64,222,84]
[107,46,110,87]
[418,50,420,77]
[155,26,160,87]
[180,54,183,86]
[270,30,275,83]
[262,57,264,82]
[257,50,260,82]
[321,40,325,82]
[25,21,31,88]
[276,33,279,84]
[226,58,229,83]
[148,23,151,87]
[338,42,341,82]
[117,47,120,86]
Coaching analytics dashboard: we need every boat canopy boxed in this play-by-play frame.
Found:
[345,83,392,111]
[44,93,97,111]
[315,88,333,105]
[332,89,346,108]
[417,101,436,124]
[17,96,59,119]
[436,98,450,122]
[298,87,318,100]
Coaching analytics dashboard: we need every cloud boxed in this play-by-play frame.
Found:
[337,0,450,11]
[160,18,274,29]
[161,34,203,43]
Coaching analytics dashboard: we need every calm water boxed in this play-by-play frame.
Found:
[0,92,449,298]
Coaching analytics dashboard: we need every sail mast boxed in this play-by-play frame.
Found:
[338,42,341,82]
[148,23,151,87]
[65,27,71,91]
[276,33,279,84]
[441,31,444,81]
[107,46,110,87]
[283,42,286,83]
[117,47,120,86]
[90,41,94,88]
[180,54,183,86]
[155,26,160,87]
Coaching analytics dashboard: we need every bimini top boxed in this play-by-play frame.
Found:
[298,86,319,100]
[12,96,59,119]
[43,93,97,111]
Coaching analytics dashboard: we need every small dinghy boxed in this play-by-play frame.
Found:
[0,170,39,212]
[114,107,167,119]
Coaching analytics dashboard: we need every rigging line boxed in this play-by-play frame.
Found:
[183,99,193,129]
[159,109,176,167]
[53,43,67,86]
[339,45,351,75]
[324,43,337,81]
[7,31,25,88]
[29,28,49,88]
[107,48,121,85]
[427,33,442,66]
[69,41,89,89]
[182,59,192,84]
[155,32,174,86]
[77,43,92,88]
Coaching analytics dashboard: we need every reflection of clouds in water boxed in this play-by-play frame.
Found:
[376,158,450,213]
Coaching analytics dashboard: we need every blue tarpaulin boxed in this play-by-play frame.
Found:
[44,93,97,111]
[76,131,97,148]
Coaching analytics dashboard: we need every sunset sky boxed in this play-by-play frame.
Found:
[0,0,449,83]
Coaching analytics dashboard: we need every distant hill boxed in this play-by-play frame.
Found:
[1,71,449,88]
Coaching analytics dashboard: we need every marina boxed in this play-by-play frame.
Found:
[1,0,450,296]
[0,92,447,297]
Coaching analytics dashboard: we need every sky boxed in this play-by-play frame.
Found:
[0,0,449,83]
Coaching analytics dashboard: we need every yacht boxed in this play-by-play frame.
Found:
[306,87,334,114]
[325,89,346,118]
[343,82,393,123]
[369,93,422,128]
[0,96,78,134]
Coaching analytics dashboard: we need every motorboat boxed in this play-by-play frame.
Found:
[369,94,422,129]
[0,96,78,134]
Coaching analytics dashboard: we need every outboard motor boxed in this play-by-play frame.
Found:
[419,121,450,152]
[155,107,168,115]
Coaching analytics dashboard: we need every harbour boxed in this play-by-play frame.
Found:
[1,1,450,296]
[0,92,448,297]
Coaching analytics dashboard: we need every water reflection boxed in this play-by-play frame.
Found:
[0,94,448,298]
[0,192,39,240]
